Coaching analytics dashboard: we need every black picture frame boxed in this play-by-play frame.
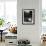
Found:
[22,9,35,25]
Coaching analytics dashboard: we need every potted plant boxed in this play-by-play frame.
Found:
[0,18,5,27]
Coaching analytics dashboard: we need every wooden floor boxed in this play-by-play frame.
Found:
[0,41,5,46]
[0,41,45,46]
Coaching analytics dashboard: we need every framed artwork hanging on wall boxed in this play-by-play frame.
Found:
[22,9,35,25]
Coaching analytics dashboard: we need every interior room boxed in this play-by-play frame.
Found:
[0,0,46,46]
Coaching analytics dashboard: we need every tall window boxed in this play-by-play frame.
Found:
[42,0,46,33]
[42,0,46,26]
[0,0,17,26]
[0,1,4,18]
[5,0,17,25]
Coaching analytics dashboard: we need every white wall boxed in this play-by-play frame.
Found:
[17,0,42,46]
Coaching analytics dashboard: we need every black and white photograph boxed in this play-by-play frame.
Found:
[22,9,35,25]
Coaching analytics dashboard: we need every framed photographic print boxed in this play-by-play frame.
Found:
[22,9,35,25]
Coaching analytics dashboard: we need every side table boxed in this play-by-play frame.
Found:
[0,30,3,42]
